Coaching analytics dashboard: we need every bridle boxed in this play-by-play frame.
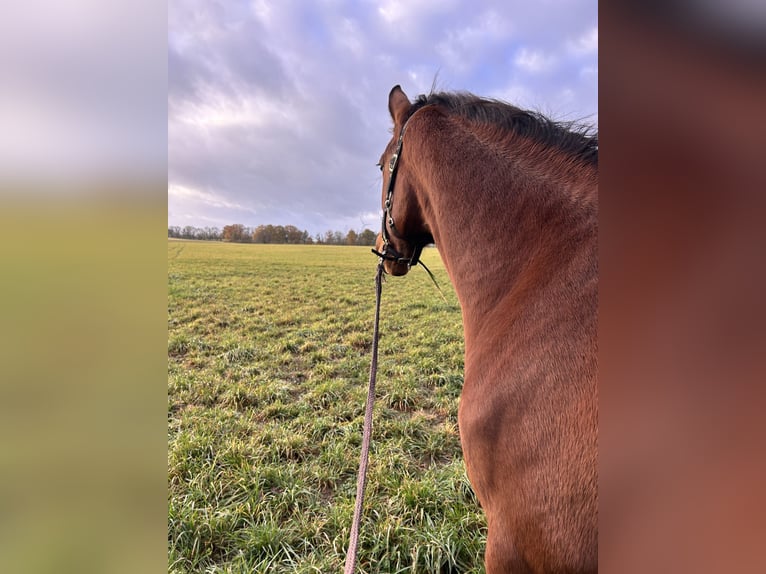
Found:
[371,118,425,269]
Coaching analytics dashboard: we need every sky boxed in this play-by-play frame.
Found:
[168,0,598,236]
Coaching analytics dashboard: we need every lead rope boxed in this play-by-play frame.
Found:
[343,259,385,574]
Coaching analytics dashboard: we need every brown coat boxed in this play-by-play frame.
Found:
[377,86,598,573]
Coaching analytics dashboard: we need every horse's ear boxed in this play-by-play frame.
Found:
[388,85,411,125]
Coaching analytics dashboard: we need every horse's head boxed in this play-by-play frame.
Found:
[374,85,432,276]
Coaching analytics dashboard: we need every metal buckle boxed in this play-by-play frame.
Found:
[388,153,398,173]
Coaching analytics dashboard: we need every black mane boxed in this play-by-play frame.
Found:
[406,91,598,166]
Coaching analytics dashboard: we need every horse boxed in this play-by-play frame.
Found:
[374,86,598,573]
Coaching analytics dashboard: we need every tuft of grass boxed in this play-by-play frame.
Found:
[168,242,486,573]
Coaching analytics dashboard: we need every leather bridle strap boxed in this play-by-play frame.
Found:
[371,117,425,269]
[370,108,447,298]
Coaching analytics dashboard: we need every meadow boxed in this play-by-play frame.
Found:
[168,240,487,573]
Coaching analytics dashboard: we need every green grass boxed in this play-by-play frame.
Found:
[168,241,486,573]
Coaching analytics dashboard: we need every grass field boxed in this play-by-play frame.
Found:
[168,240,487,573]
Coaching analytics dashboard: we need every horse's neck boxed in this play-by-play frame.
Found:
[415,128,597,340]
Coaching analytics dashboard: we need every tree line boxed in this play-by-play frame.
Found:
[168,224,378,246]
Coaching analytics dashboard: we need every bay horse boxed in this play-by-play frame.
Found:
[375,86,598,573]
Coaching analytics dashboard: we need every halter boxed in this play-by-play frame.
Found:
[370,119,425,268]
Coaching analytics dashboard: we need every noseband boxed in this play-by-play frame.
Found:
[371,120,425,268]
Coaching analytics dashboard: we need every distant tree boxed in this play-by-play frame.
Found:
[253,224,269,243]
[358,228,377,246]
[201,226,220,241]
[223,224,247,242]
[168,226,181,238]
[345,229,358,245]
[289,227,302,243]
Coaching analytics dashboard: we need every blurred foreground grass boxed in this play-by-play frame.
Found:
[0,193,167,574]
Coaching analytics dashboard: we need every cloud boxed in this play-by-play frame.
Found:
[435,9,512,73]
[514,48,557,73]
[569,26,598,56]
[334,18,366,59]
[169,183,258,213]
[172,85,288,129]
[376,0,458,26]
[377,0,407,24]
